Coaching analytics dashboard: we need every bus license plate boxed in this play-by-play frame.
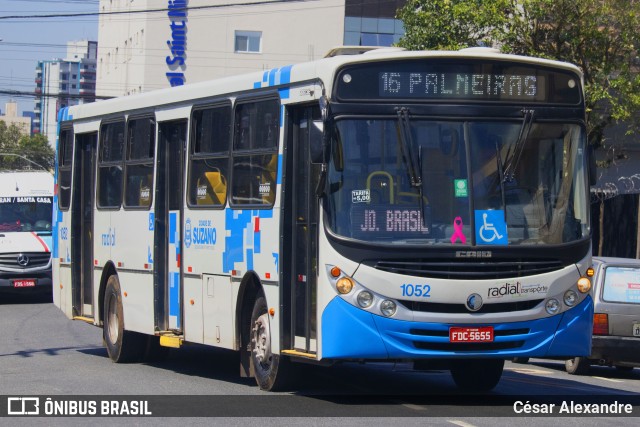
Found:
[13,279,36,288]
[450,326,494,343]
[633,323,640,337]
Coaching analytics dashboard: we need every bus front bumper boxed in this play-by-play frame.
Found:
[320,295,593,360]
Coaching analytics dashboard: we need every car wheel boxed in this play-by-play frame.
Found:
[565,357,590,375]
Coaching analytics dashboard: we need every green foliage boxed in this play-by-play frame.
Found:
[397,0,640,146]
[397,0,511,51]
[0,120,54,171]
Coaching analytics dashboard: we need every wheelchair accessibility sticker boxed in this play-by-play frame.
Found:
[475,210,508,245]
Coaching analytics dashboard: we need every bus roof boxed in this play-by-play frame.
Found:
[62,47,584,122]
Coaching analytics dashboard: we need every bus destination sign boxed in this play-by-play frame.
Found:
[335,59,581,104]
[350,204,432,240]
[380,72,540,101]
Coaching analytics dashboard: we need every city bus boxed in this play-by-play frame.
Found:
[53,47,594,391]
[0,170,53,293]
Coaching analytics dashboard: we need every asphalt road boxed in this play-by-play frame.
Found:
[1,291,639,426]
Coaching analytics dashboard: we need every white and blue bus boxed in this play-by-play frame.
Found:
[53,47,594,391]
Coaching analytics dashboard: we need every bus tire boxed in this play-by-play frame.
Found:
[250,295,291,391]
[450,359,504,392]
[512,357,529,364]
[565,357,590,375]
[103,274,145,363]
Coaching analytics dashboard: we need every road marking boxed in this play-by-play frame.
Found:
[448,420,477,427]
[592,376,624,383]
[505,367,553,375]
[401,403,427,411]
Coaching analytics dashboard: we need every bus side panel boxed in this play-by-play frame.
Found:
[108,211,156,335]
[183,275,204,343]
[117,271,155,335]
[54,210,73,319]
[201,274,234,349]
[56,265,73,319]
[183,209,227,346]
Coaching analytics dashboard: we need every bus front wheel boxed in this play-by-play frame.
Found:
[103,274,145,363]
[249,295,291,391]
[450,359,504,392]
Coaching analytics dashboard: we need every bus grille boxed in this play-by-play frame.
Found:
[398,299,543,314]
[413,341,525,351]
[0,252,51,269]
[410,328,529,351]
[373,258,563,280]
[410,328,530,337]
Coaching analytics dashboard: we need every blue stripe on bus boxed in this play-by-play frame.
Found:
[169,212,176,244]
[169,272,180,327]
[246,248,254,271]
[321,296,593,360]
[268,69,278,86]
[277,65,292,99]
[222,209,274,273]
[276,154,283,185]
[254,65,292,97]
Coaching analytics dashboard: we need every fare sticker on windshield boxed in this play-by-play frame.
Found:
[454,179,468,197]
[352,190,370,203]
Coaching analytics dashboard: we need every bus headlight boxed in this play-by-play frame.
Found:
[577,277,591,293]
[380,300,397,317]
[545,298,560,315]
[357,291,374,308]
[563,290,578,307]
[336,277,354,294]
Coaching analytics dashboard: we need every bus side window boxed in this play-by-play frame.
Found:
[188,105,231,208]
[98,120,125,209]
[124,117,155,209]
[231,98,279,207]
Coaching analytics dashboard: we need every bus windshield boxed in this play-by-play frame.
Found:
[326,118,589,246]
[0,197,53,233]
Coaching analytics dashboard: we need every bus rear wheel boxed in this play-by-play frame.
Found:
[250,295,291,391]
[103,274,145,363]
[450,359,504,392]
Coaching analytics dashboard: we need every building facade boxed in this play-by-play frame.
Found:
[34,41,97,143]
[96,0,406,97]
[0,102,31,136]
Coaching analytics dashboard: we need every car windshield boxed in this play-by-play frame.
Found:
[325,118,589,246]
[602,266,640,304]
[0,197,53,232]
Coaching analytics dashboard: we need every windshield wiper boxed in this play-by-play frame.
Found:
[396,108,422,187]
[495,139,507,218]
[395,107,427,225]
[502,109,535,183]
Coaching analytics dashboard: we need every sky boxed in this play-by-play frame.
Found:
[0,0,99,116]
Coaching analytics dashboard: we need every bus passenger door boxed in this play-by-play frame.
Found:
[154,120,187,333]
[70,133,97,318]
[283,106,322,354]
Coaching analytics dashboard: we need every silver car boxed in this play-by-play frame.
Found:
[565,256,640,374]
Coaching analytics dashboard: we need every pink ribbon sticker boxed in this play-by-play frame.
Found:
[450,216,466,244]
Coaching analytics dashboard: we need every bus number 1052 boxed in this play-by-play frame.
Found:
[400,284,431,298]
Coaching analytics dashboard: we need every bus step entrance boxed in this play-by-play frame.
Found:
[281,349,317,359]
[158,332,183,349]
[72,316,94,324]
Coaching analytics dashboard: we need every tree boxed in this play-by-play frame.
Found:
[0,120,54,171]
[397,0,640,147]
